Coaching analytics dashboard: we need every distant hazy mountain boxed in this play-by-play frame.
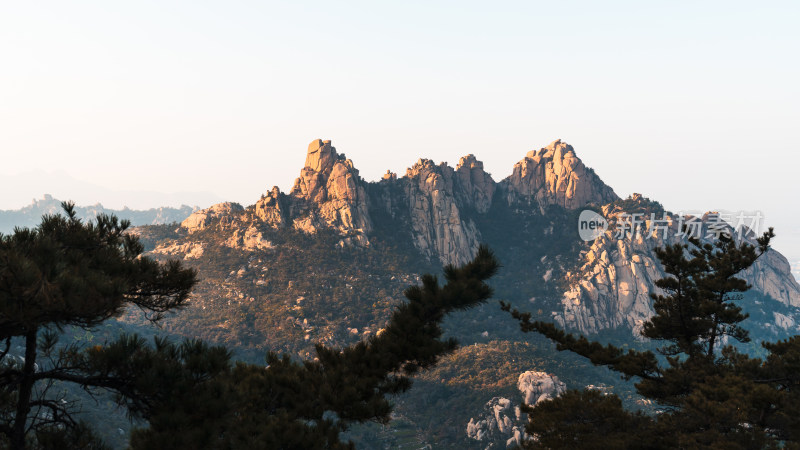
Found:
[0,194,198,233]
[0,169,223,211]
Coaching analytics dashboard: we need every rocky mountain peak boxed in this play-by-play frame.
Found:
[168,138,800,346]
[502,139,618,211]
[291,139,362,203]
[405,158,438,178]
[286,139,372,238]
[398,155,481,265]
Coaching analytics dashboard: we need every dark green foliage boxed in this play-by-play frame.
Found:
[525,390,661,450]
[0,203,197,449]
[504,228,800,448]
[609,194,664,217]
[19,422,110,450]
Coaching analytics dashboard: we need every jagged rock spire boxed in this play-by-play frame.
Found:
[456,154,495,214]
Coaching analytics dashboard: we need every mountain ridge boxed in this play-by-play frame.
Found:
[184,138,618,265]
[173,138,800,338]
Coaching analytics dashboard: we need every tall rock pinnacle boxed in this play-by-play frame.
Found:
[286,139,372,239]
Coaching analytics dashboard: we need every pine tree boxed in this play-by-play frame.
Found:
[504,229,800,449]
[0,203,197,449]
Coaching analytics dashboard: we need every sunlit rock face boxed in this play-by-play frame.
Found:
[378,140,611,266]
[455,154,496,214]
[288,139,373,237]
[500,139,619,211]
[517,370,567,406]
[225,225,274,251]
[247,139,373,245]
[399,158,482,266]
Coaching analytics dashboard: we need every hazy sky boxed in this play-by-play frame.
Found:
[2,2,799,255]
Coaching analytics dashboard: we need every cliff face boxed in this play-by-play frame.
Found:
[397,158,483,265]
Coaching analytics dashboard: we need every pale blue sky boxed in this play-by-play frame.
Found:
[1,1,799,256]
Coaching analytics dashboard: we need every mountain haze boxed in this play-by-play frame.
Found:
[0,194,197,234]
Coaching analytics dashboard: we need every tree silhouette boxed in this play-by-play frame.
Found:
[0,203,196,449]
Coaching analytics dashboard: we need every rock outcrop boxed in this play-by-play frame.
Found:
[501,139,618,211]
[740,249,800,308]
[467,371,566,448]
[225,225,274,251]
[289,139,372,235]
[253,187,286,228]
[518,370,567,406]
[151,241,206,260]
[466,397,517,443]
[181,202,244,234]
